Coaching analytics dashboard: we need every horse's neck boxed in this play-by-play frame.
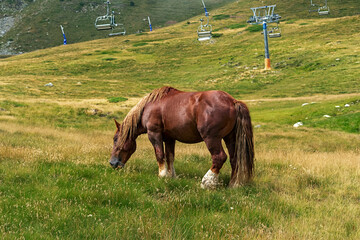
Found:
[133,123,147,138]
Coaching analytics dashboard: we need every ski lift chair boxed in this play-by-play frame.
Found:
[95,12,126,36]
[109,23,126,36]
[197,18,212,41]
[309,2,319,13]
[94,1,126,36]
[318,5,330,15]
[197,0,212,41]
[95,15,113,30]
[268,23,281,38]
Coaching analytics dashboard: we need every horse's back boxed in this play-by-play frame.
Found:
[143,90,237,143]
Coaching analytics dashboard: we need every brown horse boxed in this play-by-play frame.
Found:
[110,86,254,188]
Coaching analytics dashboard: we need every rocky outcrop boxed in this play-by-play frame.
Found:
[0,16,16,55]
[0,16,15,37]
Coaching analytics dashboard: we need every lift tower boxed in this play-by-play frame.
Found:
[247,5,281,70]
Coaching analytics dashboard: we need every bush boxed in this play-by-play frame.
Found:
[103,58,117,61]
[211,33,223,38]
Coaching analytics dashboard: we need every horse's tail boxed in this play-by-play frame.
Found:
[229,101,254,187]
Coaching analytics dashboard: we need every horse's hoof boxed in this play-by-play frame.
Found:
[159,170,167,177]
[168,168,176,178]
[158,165,169,177]
[201,169,219,189]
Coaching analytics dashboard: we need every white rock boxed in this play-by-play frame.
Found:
[323,115,331,118]
[293,122,303,128]
[335,106,340,108]
[44,83,53,87]
[345,104,350,107]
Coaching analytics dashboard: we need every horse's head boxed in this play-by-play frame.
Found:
[109,119,137,169]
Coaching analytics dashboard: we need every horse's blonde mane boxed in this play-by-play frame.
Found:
[117,86,176,148]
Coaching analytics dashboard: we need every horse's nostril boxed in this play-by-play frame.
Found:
[109,160,118,168]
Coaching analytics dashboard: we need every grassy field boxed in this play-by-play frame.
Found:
[0,0,360,239]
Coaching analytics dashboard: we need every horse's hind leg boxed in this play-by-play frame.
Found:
[165,139,176,178]
[224,131,237,186]
[201,138,227,189]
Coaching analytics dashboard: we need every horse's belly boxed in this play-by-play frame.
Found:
[163,123,203,143]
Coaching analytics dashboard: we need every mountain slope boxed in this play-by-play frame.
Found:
[1,0,359,54]
[0,0,358,110]
[0,0,235,54]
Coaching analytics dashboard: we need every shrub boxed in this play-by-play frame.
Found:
[211,33,223,38]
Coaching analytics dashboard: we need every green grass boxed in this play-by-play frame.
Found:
[251,98,360,134]
[108,96,128,103]
[246,24,263,32]
[227,23,246,29]
[213,14,231,21]
[0,124,359,239]
[132,42,148,47]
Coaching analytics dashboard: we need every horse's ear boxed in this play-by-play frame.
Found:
[114,119,121,130]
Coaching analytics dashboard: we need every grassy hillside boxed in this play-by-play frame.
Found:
[0,0,360,239]
[1,0,235,53]
[260,0,359,19]
[1,0,360,53]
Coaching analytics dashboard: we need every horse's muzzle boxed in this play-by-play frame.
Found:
[109,157,124,169]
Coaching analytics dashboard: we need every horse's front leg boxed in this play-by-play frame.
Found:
[148,131,167,177]
[165,139,176,178]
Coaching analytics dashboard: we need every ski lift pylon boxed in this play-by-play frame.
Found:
[248,5,282,38]
[60,25,67,45]
[143,16,152,32]
[247,5,281,25]
[247,5,282,70]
